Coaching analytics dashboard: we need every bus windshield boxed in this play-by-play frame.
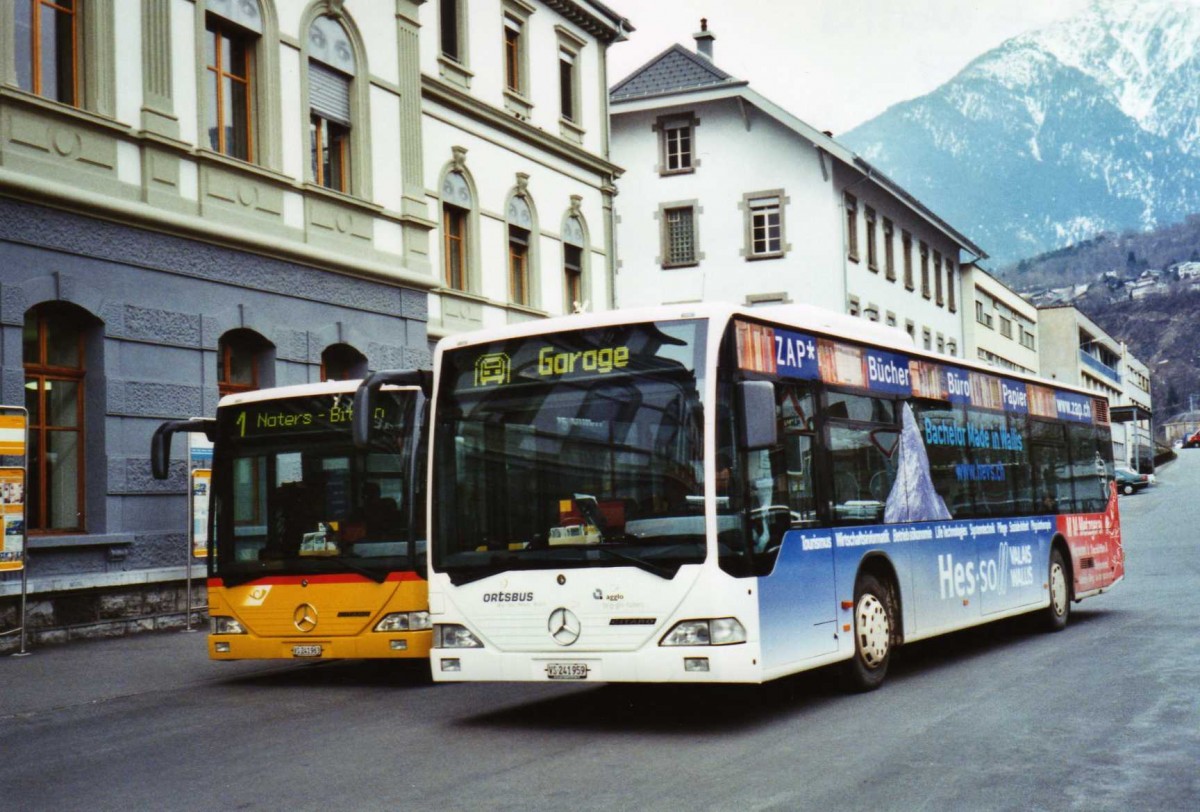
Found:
[433,320,708,583]
[212,390,423,586]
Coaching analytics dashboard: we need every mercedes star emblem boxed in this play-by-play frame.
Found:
[293,603,318,632]
[548,607,581,646]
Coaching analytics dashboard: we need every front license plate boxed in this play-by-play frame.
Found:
[545,662,589,680]
[292,645,323,658]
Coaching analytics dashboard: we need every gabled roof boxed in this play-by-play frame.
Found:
[609,46,987,259]
[610,43,743,101]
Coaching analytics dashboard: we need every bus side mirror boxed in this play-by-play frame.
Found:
[352,369,433,449]
[737,381,777,450]
[151,418,217,480]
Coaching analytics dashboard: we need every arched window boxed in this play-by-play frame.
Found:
[202,0,264,162]
[23,303,88,532]
[307,14,356,192]
[507,195,533,306]
[563,214,586,313]
[321,344,367,381]
[442,171,472,291]
[218,329,272,397]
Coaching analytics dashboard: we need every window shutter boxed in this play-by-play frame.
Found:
[310,62,351,125]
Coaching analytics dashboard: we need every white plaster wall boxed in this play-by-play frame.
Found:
[966,270,1040,372]
[423,108,611,321]
[420,1,608,156]
[347,0,399,87]
[611,99,843,314]
[369,85,403,212]
[278,43,304,181]
[274,0,304,39]
[113,8,141,127]
[835,166,966,356]
[172,0,198,148]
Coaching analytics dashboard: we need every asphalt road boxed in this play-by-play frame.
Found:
[2,455,1197,812]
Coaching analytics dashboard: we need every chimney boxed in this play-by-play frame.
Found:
[693,18,714,61]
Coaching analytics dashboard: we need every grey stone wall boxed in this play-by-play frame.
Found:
[0,198,428,642]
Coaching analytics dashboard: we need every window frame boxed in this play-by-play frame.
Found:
[310,112,350,192]
[204,14,256,163]
[920,241,931,299]
[508,225,531,306]
[438,161,479,293]
[555,26,586,141]
[443,202,468,291]
[561,210,588,315]
[17,0,79,106]
[883,218,895,281]
[301,9,369,198]
[23,304,86,534]
[934,249,944,306]
[743,190,786,261]
[656,113,697,176]
[217,337,260,398]
[865,206,878,271]
[500,0,534,118]
[320,343,367,381]
[563,242,583,313]
[660,202,700,269]
[193,0,281,171]
[946,258,957,312]
[902,230,914,290]
[845,193,859,262]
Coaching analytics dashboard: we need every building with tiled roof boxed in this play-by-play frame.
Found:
[609,20,986,359]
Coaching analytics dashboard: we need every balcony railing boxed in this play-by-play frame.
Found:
[1079,350,1121,383]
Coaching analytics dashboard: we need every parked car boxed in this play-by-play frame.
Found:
[1184,430,1200,448]
[1113,467,1150,495]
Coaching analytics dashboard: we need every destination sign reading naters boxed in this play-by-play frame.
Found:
[225,395,406,439]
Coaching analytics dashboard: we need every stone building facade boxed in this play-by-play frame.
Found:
[0,0,627,649]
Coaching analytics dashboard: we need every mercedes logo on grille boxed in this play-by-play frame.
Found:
[548,607,581,646]
[293,603,318,633]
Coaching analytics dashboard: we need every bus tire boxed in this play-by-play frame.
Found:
[1043,547,1070,632]
[844,572,895,692]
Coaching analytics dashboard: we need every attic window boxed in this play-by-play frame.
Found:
[658,115,696,175]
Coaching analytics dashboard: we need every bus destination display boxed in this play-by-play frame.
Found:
[227,395,405,439]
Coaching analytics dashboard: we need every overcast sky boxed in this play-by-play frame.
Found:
[603,0,1094,134]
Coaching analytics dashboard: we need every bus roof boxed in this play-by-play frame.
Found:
[216,379,418,409]
[434,301,1103,402]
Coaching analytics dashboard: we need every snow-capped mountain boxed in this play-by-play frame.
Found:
[842,0,1200,267]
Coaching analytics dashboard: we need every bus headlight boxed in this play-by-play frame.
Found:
[660,618,746,646]
[434,624,483,649]
[374,611,432,632]
[211,616,246,635]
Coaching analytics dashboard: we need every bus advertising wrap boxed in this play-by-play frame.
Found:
[735,320,1104,422]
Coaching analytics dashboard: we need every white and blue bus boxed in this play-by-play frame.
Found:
[368,303,1123,688]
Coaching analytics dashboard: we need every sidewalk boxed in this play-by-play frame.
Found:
[0,629,290,718]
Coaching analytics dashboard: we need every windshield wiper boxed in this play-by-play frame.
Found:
[304,555,389,584]
[585,545,673,580]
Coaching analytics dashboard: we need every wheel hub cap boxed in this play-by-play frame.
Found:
[856,594,890,668]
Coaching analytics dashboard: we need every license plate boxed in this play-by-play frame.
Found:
[545,662,589,680]
[292,645,323,658]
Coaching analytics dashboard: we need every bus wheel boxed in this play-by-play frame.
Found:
[1043,548,1070,632]
[844,573,894,692]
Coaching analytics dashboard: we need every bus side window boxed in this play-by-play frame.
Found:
[780,385,818,526]
[1030,420,1069,515]
[912,399,970,518]
[825,391,898,525]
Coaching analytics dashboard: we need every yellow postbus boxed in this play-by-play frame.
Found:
[152,376,430,661]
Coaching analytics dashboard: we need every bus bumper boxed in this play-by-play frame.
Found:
[209,630,432,660]
[430,645,763,684]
